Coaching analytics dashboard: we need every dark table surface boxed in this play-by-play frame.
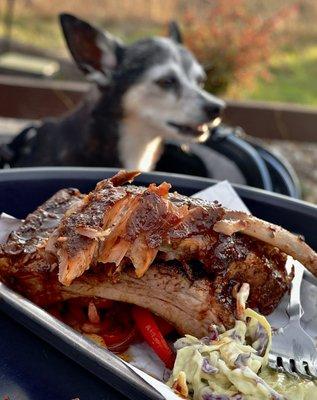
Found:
[0,310,126,400]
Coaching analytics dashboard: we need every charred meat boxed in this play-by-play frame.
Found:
[1,171,316,337]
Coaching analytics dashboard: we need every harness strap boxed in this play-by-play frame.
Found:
[0,125,37,168]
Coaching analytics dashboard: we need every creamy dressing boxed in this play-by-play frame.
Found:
[168,311,317,400]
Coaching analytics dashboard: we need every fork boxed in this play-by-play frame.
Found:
[268,259,317,380]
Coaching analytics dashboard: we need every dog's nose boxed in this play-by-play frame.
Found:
[203,103,224,120]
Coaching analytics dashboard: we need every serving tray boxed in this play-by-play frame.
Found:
[0,167,316,400]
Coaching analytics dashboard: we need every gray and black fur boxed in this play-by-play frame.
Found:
[4,14,225,170]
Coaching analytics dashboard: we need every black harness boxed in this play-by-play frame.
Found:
[0,125,38,168]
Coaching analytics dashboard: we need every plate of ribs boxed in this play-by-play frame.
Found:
[0,167,317,400]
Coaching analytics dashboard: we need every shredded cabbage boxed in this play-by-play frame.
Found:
[168,284,317,400]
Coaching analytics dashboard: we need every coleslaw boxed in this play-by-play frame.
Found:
[168,284,317,400]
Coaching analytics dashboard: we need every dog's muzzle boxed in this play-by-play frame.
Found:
[167,115,222,140]
[167,122,210,137]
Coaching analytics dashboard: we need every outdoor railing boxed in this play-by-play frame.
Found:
[0,74,316,142]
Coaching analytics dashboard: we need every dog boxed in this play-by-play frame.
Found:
[2,14,225,170]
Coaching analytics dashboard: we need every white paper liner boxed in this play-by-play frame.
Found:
[193,180,250,213]
[0,213,22,243]
[1,181,316,399]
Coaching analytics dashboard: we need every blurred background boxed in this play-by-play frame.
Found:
[0,0,316,202]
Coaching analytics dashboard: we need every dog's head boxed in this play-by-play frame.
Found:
[60,14,225,141]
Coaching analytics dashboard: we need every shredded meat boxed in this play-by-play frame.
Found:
[46,173,225,285]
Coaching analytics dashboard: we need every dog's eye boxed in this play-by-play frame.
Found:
[155,76,178,89]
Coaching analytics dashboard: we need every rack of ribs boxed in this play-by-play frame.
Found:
[1,170,316,338]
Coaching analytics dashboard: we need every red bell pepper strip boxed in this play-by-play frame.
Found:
[132,306,175,369]
[102,327,137,353]
[155,315,175,337]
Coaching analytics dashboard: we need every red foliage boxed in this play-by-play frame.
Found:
[181,0,299,95]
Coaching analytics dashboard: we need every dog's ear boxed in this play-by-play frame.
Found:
[60,13,124,85]
[168,21,183,44]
